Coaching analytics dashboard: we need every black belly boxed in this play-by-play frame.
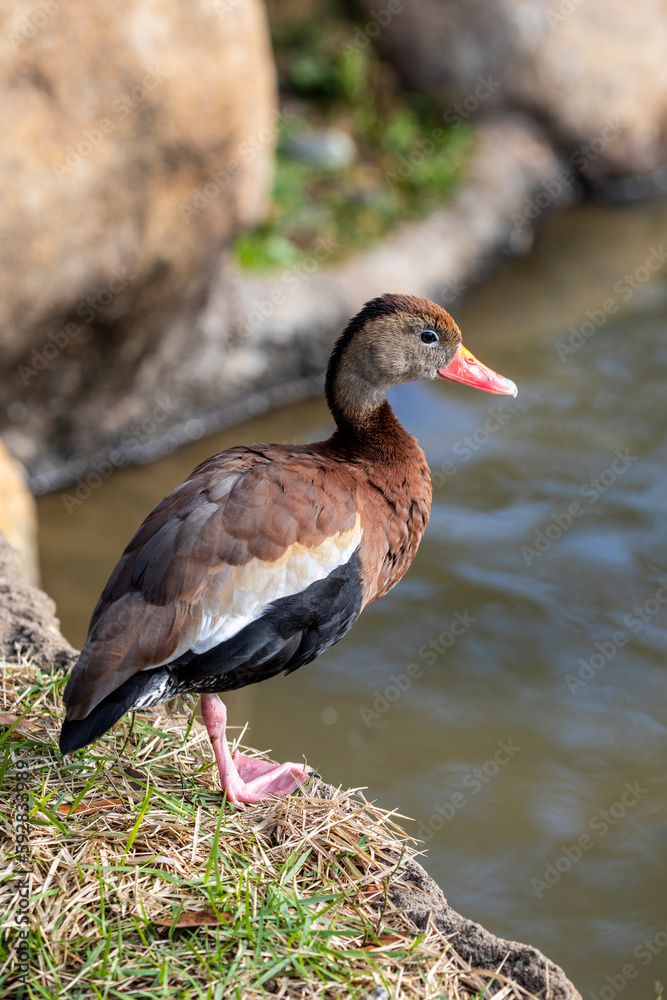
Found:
[59,549,364,754]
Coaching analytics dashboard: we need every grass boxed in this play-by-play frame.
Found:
[234,0,473,271]
[1,657,533,999]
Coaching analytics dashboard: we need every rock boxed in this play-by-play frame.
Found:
[358,0,667,179]
[283,127,357,169]
[390,858,581,1000]
[0,0,276,470]
[0,437,40,586]
[292,779,580,999]
[0,531,76,671]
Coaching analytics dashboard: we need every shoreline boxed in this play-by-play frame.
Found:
[0,530,582,999]
[24,114,571,495]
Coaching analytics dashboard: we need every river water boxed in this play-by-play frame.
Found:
[38,196,667,996]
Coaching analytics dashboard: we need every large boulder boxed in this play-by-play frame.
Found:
[0,437,40,586]
[0,0,276,470]
[0,531,76,670]
[359,0,667,179]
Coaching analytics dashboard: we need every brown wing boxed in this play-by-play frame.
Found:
[64,445,361,720]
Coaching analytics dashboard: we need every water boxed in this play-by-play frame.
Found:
[38,197,667,995]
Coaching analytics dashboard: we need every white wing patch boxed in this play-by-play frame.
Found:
[190,513,362,655]
[132,670,174,710]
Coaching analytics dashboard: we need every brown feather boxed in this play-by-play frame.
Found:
[64,447,369,719]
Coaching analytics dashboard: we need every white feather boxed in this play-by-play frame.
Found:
[190,516,362,655]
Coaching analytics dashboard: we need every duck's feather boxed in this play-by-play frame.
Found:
[64,446,363,720]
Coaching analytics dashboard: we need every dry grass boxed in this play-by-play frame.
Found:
[1,656,534,999]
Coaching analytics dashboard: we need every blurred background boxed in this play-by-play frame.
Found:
[2,0,667,993]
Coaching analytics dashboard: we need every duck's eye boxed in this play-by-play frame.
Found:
[420,330,439,345]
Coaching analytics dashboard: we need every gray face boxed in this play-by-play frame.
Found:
[327,293,516,426]
[345,308,462,392]
[326,293,469,425]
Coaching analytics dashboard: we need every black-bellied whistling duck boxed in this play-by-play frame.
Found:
[60,294,517,805]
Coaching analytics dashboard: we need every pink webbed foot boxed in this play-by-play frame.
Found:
[233,749,312,797]
[200,692,311,807]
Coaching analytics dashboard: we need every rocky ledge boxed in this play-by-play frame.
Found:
[0,530,580,999]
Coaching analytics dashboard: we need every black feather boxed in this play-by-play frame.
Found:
[59,666,178,754]
[59,549,364,753]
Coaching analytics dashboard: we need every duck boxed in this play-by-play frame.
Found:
[60,293,517,805]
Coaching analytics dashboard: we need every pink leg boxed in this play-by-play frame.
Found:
[199,693,311,807]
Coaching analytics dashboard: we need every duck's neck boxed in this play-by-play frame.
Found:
[325,365,418,464]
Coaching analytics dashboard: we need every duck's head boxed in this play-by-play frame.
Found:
[326,292,517,427]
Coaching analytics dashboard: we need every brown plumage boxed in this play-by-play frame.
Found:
[60,293,517,806]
